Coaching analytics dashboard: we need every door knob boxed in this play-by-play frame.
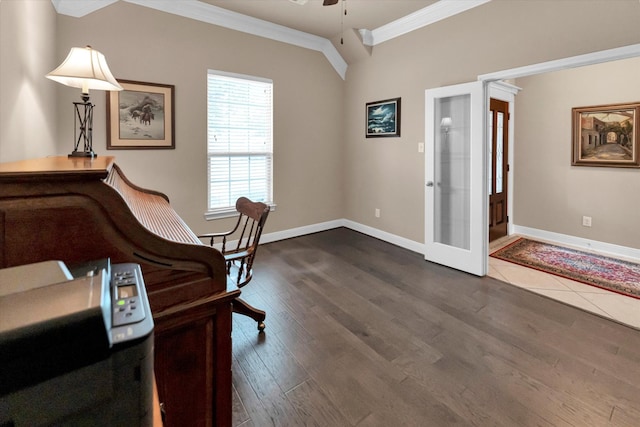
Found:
[426,181,434,187]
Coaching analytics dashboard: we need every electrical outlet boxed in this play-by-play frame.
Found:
[375,208,380,218]
[582,216,592,227]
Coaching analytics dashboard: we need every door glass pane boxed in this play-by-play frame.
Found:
[434,94,471,250]
[496,112,504,194]
[488,111,493,196]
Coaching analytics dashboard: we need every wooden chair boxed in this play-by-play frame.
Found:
[199,197,270,331]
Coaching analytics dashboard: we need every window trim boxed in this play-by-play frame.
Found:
[204,203,277,221]
[205,69,274,218]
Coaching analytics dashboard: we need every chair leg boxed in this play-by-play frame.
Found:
[233,297,266,332]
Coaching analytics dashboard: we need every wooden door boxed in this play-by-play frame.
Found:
[489,98,509,242]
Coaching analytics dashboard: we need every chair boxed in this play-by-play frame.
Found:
[199,197,270,331]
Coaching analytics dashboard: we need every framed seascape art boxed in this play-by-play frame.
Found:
[107,80,175,149]
[366,97,401,138]
[572,102,640,167]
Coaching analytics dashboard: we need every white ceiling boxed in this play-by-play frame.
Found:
[51,0,492,78]
[199,0,436,40]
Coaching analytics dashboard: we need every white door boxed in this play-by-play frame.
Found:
[425,81,487,276]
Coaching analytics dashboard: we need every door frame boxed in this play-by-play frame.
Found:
[487,82,518,239]
[478,44,640,83]
[478,43,640,251]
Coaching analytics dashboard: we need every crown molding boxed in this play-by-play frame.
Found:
[51,0,492,80]
[360,0,491,47]
[51,0,119,18]
[126,0,348,79]
[51,0,347,79]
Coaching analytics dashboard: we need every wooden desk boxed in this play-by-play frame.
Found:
[0,156,237,427]
[153,379,163,426]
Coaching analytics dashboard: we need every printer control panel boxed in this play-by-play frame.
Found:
[110,262,153,345]
[112,264,146,327]
[66,259,153,346]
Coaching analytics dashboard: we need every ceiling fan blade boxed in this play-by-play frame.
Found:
[323,0,339,5]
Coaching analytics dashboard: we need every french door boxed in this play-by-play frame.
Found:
[424,81,487,276]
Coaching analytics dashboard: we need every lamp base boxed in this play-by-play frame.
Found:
[68,151,97,158]
[70,98,96,160]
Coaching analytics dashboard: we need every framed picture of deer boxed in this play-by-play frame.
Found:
[107,80,175,149]
[572,102,640,167]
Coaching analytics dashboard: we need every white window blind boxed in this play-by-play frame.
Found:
[207,70,273,215]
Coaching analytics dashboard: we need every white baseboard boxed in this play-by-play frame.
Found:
[341,220,425,254]
[262,221,640,265]
[260,219,425,254]
[513,225,640,262]
[260,219,344,244]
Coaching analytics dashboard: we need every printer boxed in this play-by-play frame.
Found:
[0,259,154,426]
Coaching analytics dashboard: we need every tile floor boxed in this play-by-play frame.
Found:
[488,235,640,331]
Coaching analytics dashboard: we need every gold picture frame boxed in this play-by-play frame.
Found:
[572,102,639,167]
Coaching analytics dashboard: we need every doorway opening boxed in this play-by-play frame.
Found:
[489,98,509,242]
[424,43,640,276]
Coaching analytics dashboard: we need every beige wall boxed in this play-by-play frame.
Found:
[0,0,58,162]
[514,56,640,248]
[2,0,640,250]
[52,1,345,235]
[343,0,640,247]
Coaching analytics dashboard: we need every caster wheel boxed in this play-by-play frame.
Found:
[258,322,266,332]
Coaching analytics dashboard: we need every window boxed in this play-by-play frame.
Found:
[206,70,273,218]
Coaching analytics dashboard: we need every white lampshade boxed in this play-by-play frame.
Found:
[440,117,453,128]
[46,46,122,93]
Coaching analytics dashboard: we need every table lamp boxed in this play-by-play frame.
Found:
[46,46,123,158]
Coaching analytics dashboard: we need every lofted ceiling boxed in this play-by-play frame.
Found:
[199,0,436,40]
[51,0,492,78]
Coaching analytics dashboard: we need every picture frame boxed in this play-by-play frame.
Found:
[366,97,401,138]
[572,102,639,167]
[107,80,175,149]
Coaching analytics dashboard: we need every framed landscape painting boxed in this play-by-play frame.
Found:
[572,102,639,167]
[107,80,175,149]
[366,98,401,138]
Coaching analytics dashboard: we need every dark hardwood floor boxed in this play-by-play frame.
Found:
[231,228,640,426]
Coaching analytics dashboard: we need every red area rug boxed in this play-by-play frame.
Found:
[491,238,640,300]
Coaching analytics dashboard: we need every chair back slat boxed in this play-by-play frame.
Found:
[197,196,270,329]
[211,197,269,287]
[236,215,255,251]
